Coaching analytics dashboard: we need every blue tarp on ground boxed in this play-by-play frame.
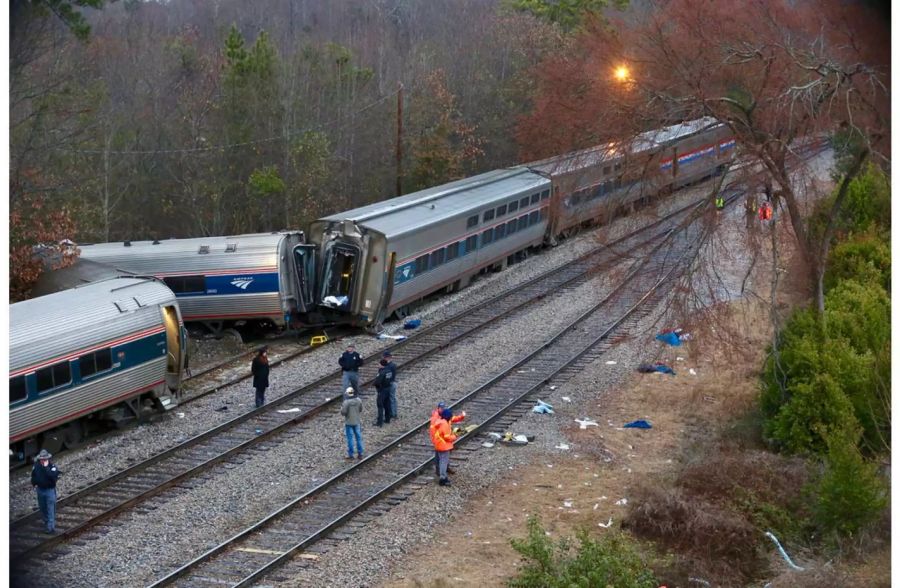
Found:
[637,362,676,375]
[624,419,653,429]
[655,331,682,346]
[403,319,422,330]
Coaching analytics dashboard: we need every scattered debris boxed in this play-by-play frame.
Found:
[688,578,711,587]
[322,295,349,308]
[593,503,599,510]
[575,418,599,429]
[623,419,653,429]
[481,442,495,448]
[689,368,698,375]
[376,333,407,341]
[563,500,573,508]
[637,362,676,375]
[176,412,185,418]
[605,360,617,365]
[676,356,684,361]
[614,498,628,506]
[216,406,229,412]
[555,443,570,450]
[561,396,572,402]
[487,432,503,440]
[598,518,613,528]
[277,408,302,414]
[532,400,554,414]
[655,331,682,346]
[403,319,421,330]
[549,385,558,390]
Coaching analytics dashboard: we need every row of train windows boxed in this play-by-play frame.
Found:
[163,275,205,294]
[466,190,550,228]
[9,348,113,404]
[414,209,547,275]
[568,178,624,207]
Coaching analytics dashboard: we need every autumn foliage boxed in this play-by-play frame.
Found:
[10,189,78,302]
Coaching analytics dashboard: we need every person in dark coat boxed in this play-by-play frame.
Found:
[338,344,364,393]
[382,350,398,419]
[251,346,270,408]
[31,449,61,533]
[372,358,393,426]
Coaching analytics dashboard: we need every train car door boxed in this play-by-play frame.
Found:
[292,244,317,313]
[161,305,185,394]
[319,242,361,312]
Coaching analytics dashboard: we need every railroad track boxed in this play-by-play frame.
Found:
[148,196,709,587]
[7,189,725,567]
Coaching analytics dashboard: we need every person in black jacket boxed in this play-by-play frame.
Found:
[251,346,270,408]
[31,449,61,534]
[338,344,363,394]
[373,358,393,426]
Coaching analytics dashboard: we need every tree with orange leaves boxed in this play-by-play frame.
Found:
[519,0,889,313]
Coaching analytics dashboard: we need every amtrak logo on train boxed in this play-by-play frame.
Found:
[230,277,254,290]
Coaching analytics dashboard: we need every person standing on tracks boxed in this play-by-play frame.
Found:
[382,350,399,419]
[341,386,364,460]
[31,449,61,534]
[430,402,465,478]
[251,346,270,408]
[373,357,393,426]
[432,409,458,486]
[339,344,364,394]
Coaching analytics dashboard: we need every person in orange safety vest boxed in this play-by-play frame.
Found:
[430,402,464,478]
[432,408,458,486]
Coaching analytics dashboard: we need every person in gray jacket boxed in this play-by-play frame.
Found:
[340,386,364,460]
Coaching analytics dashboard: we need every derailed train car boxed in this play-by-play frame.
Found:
[10,277,188,462]
[308,117,734,327]
[77,232,308,334]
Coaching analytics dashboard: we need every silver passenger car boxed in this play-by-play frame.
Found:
[77,232,308,333]
[308,168,552,326]
[9,277,187,461]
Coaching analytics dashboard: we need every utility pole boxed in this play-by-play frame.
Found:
[396,82,403,196]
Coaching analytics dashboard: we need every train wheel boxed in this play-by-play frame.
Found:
[62,421,85,450]
[39,430,64,455]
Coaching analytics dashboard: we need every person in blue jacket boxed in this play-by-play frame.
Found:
[382,350,399,419]
[338,343,364,393]
[31,449,61,534]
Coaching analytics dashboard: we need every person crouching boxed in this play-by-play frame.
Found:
[432,408,458,486]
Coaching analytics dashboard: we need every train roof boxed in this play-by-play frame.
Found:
[30,258,133,298]
[317,168,548,239]
[526,117,723,175]
[78,231,303,275]
[10,277,177,373]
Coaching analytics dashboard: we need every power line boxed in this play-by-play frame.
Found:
[53,90,399,156]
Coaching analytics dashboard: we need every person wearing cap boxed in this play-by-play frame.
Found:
[432,409,458,486]
[372,357,393,426]
[382,351,399,419]
[430,402,465,477]
[340,386,364,460]
[31,449,61,533]
[251,346,270,408]
[338,344,364,394]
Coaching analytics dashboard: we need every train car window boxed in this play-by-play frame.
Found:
[80,348,113,379]
[518,216,528,231]
[520,197,529,209]
[446,242,460,262]
[508,200,518,213]
[467,215,479,228]
[530,193,540,205]
[496,204,507,218]
[163,275,206,294]
[507,219,518,235]
[481,228,494,246]
[529,211,540,225]
[483,209,495,222]
[36,361,71,393]
[540,207,548,221]
[430,248,445,268]
[10,376,27,403]
[495,224,506,240]
[416,255,430,274]
[541,190,550,200]
[464,235,478,255]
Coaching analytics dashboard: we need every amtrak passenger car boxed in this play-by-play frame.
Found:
[10,277,187,462]
[308,168,552,325]
[77,232,308,333]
